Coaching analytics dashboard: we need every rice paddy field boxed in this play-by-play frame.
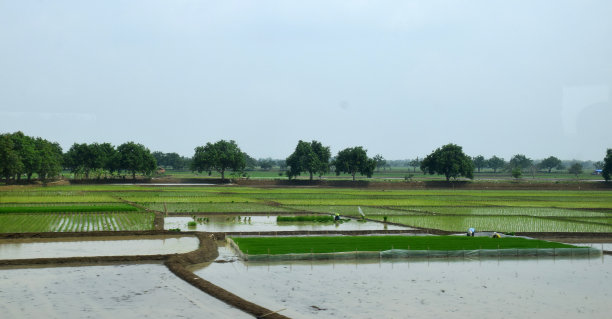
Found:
[0,184,611,233]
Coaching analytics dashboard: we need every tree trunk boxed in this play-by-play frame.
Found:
[309,171,313,181]
[352,172,356,181]
[132,171,136,180]
[221,169,225,181]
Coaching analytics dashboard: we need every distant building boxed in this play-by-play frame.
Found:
[593,169,602,175]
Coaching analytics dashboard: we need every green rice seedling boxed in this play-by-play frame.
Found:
[231,236,578,255]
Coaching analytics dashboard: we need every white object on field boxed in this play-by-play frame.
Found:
[358,206,365,218]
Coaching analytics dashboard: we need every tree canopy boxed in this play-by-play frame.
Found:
[539,156,563,173]
[568,162,583,178]
[286,140,331,180]
[117,142,157,179]
[65,142,119,179]
[487,156,505,173]
[508,154,533,172]
[472,155,486,173]
[152,151,190,170]
[191,140,246,181]
[373,154,387,172]
[333,146,376,181]
[420,144,474,181]
[0,132,62,183]
[603,149,612,182]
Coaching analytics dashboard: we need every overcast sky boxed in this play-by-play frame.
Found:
[1,0,610,161]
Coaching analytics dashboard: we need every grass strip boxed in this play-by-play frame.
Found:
[231,236,578,255]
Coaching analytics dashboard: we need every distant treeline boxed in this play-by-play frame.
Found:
[0,131,609,183]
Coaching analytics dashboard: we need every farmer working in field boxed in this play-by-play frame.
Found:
[467,227,475,237]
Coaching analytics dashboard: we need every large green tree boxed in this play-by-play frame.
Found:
[420,144,474,181]
[0,134,23,182]
[487,156,505,173]
[117,142,157,179]
[508,154,533,172]
[258,158,275,170]
[568,162,583,178]
[333,146,376,181]
[373,154,387,172]
[34,138,63,181]
[10,132,38,182]
[286,140,331,180]
[191,140,246,181]
[472,155,486,173]
[539,156,563,173]
[603,149,612,182]
[64,143,95,179]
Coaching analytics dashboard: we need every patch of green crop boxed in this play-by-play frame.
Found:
[0,204,138,214]
[231,236,577,255]
[142,202,292,213]
[392,207,611,217]
[123,195,255,204]
[0,193,119,203]
[371,215,612,233]
[0,212,154,233]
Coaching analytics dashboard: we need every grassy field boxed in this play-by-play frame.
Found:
[0,184,610,233]
[231,236,578,255]
[157,168,605,181]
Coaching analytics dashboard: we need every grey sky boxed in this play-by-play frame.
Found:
[1,0,610,161]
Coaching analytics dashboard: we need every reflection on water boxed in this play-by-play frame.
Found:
[0,264,251,318]
[0,236,199,260]
[192,243,611,319]
[165,215,412,232]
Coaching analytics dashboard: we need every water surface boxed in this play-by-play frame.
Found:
[0,235,199,260]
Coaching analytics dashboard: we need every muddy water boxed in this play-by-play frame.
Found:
[192,244,611,319]
[0,235,199,260]
[0,263,251,318]
[165,215,411,232]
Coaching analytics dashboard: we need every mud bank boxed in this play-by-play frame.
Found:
[209,229,453,238]
[164,233,290,319]
[233,179,612,190]
[0,231,287,318]
[0,232,202,266]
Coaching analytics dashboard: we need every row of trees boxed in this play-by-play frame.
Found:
[0,132,158,182]
[2,131,611,182]
[284,141,379,181]
[0,132,63,182]
[189,140,380,181]
[64,142,156,179]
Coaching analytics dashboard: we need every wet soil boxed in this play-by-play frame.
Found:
[192,245,612,319]
[0,231,289,319]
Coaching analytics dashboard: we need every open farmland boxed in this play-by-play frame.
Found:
[0,185,611,233]
[0,212,154,232]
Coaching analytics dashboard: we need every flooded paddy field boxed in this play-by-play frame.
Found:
[191,244,611,319]
[164,215,411,232]
[0,263,251,318]
[0,235,199,260]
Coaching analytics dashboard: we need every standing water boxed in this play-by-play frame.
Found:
[191,244,611,319]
